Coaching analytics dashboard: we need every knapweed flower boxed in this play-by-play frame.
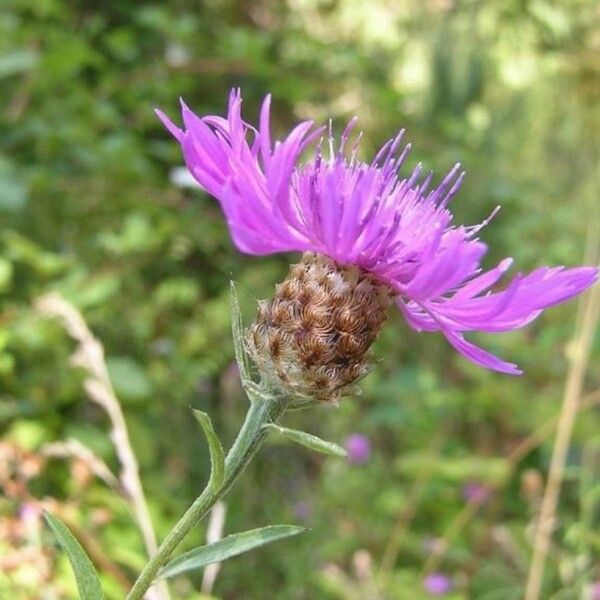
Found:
[345,434,371,464]
[157,89,597,399]
[423,572,453,596]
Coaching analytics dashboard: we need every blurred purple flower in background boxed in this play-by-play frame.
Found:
[591,581,600,600]
[19,501,40,523]
[423,572,453,596]
[462,481,492,504]
[157,89,597,375]
[292,501,312,521]
[345,434,371,464]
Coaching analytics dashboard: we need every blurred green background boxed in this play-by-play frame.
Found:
[1,1,599,599]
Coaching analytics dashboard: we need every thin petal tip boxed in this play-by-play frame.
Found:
[155,108,184,140]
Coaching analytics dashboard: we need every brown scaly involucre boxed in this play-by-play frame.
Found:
[247,252,395,401]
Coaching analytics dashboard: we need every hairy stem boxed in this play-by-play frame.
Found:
[126,396,287,600]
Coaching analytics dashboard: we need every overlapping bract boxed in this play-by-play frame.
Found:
[157,89,597,374]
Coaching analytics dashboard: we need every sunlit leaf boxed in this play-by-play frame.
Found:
[106,356,152,402]
[0,48,38,78]
[156,525,305,580]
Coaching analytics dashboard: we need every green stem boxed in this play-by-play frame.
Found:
[126,396,287,600]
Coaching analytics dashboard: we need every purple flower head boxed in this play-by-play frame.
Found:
[292,500,312,521]
[462,481,492,504]
[156,89,597,374]
[592,581,600,600]
[345,434,371,464]
[423,572,453,596]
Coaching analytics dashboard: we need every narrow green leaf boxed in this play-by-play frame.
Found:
[192,410,225,491]
[263,424,347,457]
[43,511,104,600]
[157,525,305,580]
[229,281,251,384]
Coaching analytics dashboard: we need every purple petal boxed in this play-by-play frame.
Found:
[443,329,522,375]
[155,108,184,141]
[157,89,598,375]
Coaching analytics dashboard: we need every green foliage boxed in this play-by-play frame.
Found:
[1,0,599,598]
[229,281,251,386]
[43,512,104,600]
[263,423,347,458]
[157,525,305,580]
[193,409,225,492]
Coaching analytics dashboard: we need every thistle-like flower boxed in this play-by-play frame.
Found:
[157,90,597,398]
